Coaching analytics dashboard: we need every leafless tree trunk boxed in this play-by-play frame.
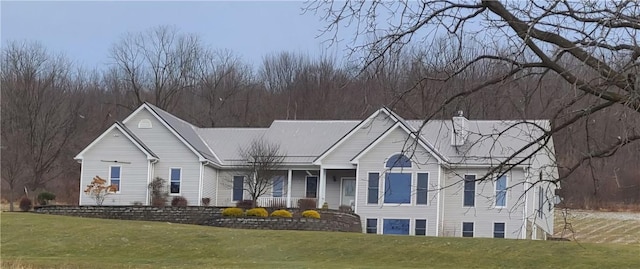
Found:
[236,138,285,208]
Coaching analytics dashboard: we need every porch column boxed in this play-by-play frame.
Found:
[286,169,292,208]
[318,168,326,208]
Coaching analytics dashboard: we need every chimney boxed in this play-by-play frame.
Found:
[452,110,468,146]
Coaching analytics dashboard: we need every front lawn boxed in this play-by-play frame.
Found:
[1,213,638,268]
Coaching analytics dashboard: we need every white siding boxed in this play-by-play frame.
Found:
[441,168,526,239]
[355,128,440,236]
[124,109,201,206]
[326,170,356,209]
[321,113,394,166]
[80,128,148,205]
[202,165,217,205]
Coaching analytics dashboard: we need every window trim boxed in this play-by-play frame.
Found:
[462,222,474,238]
[495,175,507,208]
[385,153,412,168]
[367,172,380,204]
[169,167,182,195]
[414,219,427,236]
[108,165,121,193]
[305,175,319,198]
[415,172,429,206]
[232,175,245,202]
[366,218,378,234]
[463,174,476,207]
[493,222,506,238]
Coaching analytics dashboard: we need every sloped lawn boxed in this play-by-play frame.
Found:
[1,213,639,268]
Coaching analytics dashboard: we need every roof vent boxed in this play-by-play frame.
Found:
[138,119,152,129]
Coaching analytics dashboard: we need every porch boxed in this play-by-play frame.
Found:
[256,169,356,210]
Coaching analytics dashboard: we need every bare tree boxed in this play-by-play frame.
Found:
[1,41,84,201]
[308,0,640,200]
[109,25,203,110]
[236,138,285,208]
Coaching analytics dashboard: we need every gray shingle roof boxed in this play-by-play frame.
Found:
[143,104,549,167]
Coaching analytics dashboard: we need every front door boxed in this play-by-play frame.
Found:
[341,178,356,208]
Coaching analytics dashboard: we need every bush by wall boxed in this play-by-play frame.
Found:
[19,197,33,212]
[302,210,321,219]
[222,207,244,217]
[171,196,188,207]
[297,199,316,210]
[270,209,293,218]
[246,208,268,217]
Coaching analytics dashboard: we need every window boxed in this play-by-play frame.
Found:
[366,219,378,234]
[367,173,379,204]
[170,168,181,194]
[109,166,121,192]
[232,176,244,201]
[538,186,544,218]
[272,176,284,197]
[386,154,411,168]
[384,173,411,203]
[417,173,428,205]
[383,219,410,235]
[462,222,474,237]
[415,219,427,236]
[494,223,505,238]
[496,175,507,207]
[306,176,318,198]
[463,175,476,207]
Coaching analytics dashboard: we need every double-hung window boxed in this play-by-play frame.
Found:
[416,173,428,205]
[463,175,476,207]
[272,176,284,197]
[367,173,379,204]
[494,223,505,238]
[495,175,507,207]
[462,222,474,237]
[415,219,427,236]
[170,168,181,194]
[109,166,121,192]
[233,176,244,201]
[306,176,318,198]
[366,219,378,234]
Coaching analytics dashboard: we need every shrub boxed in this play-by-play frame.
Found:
[148,177,169,207]
[36,192,56,205]
[222,207,244,217]
[246,207,268,217]
[171,196,188,207]
[19,197,32,212]
[302,210,321,219]
[270,209,293,218]
[236,200,253,209]
[201,197,211,206]
[297,198,317,210]
[339,205,353,212]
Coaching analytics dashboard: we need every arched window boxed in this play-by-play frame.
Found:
[138,119,152,129]
[386,154,411,168]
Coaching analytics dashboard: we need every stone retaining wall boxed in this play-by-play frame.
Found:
[33,206,361,233]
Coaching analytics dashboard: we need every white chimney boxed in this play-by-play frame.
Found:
[452,110,468,146]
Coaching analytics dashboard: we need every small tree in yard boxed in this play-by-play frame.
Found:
[148,177,169,207]
[84,176,117,206]
[236,138,285,208]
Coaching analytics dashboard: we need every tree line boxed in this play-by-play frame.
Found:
[2,25,638,209]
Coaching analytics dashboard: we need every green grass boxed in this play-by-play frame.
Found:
[1,213,639,269]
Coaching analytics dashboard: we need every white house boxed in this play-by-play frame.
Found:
[75,103,559,239]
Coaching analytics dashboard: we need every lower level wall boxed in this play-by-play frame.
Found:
[33,206,361,233]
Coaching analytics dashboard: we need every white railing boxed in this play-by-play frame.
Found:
[256,196,316,208]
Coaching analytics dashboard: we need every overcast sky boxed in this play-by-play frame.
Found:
[1,1,350,69]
